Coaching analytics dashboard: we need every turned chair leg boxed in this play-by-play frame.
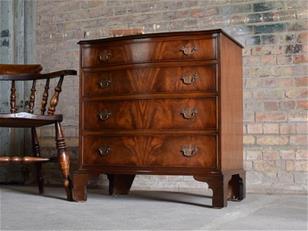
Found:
[31,128,44,194]
[55,122,73,201]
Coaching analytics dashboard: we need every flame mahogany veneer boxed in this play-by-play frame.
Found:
[73,30,245,208]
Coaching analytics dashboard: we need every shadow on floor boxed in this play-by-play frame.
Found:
[0,184,67,201]
[0,185,214,207]
[129,190,213,208]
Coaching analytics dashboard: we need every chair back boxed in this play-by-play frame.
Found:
[0,64,76,115]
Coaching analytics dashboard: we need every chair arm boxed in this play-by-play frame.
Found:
[0,69,77,81]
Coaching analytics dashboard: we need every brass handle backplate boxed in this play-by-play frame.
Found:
[98,50,112,62]
[181,73,199,85]
[179,45,197,56]
[181,108,198,120]
[98,110,112,121]
[181,145,198,157]
[99,79,112,88]
[97,145,111,157]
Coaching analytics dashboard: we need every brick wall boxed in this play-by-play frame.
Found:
[35,0,308,193]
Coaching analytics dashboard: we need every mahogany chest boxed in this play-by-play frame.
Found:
[73,30,245,208]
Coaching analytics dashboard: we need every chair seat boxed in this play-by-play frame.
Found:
[0,112,63,128]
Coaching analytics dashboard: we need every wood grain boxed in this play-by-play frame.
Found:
[82,135,217,168]
[0,64,77,200]
[0,156,49,163]
[75,30,245,207]
[218,33,243,171]
[82,37,216,67]
[83,98,217,130]
[0,64,42,74]
[82,64,217,97]
[0,112,62,128]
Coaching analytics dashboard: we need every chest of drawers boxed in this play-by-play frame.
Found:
[73,30,245,208]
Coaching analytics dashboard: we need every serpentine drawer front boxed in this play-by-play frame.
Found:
[81,36,216,67]
[82,135,217,168]
[74,30,246,208]
[82,98,217,130]
[82,64,217,97]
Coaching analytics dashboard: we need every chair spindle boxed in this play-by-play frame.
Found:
[28,80,36,113]
[48,76,64,115]
[41,78,50,115]
[10,80,17,113]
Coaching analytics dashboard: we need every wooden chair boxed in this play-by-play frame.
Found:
[0,64,77,200]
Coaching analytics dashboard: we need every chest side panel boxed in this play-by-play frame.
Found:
[218,34,243,171]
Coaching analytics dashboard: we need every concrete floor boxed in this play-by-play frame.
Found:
[0,186,307,230]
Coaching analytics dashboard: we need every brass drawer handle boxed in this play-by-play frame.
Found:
[98,50,112,62]
[181,145,198,157]
[99,79,111,88]
[98,110,112,121]
[181,108,198,120]
[97,145,111,157]
[179,45,197,56]
[181,73,199,85]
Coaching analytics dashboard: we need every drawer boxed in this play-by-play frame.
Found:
[82,65,217,97]
[82,135,217,168]
[81,37,216,67]
[83,98,216,130]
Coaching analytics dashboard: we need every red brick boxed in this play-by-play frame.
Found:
[264,101,279,111]
[276,55,292,65]
[296,100,308,109]
[279,101,295,110]
[243,56,261,66]
[256,135,289,145]
[295,77,308,87]
[297,31,308,43]
[251,45,283,56]
[263,150,280,160]
[247,123,263,134]
[263,78,293,88]
[280,124,297,134]
[260,55,276,65]
[254,160,277,172]
[280,150,296,160]
[290,135,308,145]
[256,112,286,122]
[255,89,284,100]
[246,150,262,160]
[294,161,308,171]
[244,135,255,145]
[285,88,308,99]
[286,160,295,171]
[296,150,308,160]
[288,112,308,122]
[296,123,308,133]
[263,123,279,134]
[293,54,308,64]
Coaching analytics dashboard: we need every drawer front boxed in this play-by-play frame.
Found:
[82,135,217,168]
[82,65,216,97]
[81,37,216,67]
[83,98,216,130]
